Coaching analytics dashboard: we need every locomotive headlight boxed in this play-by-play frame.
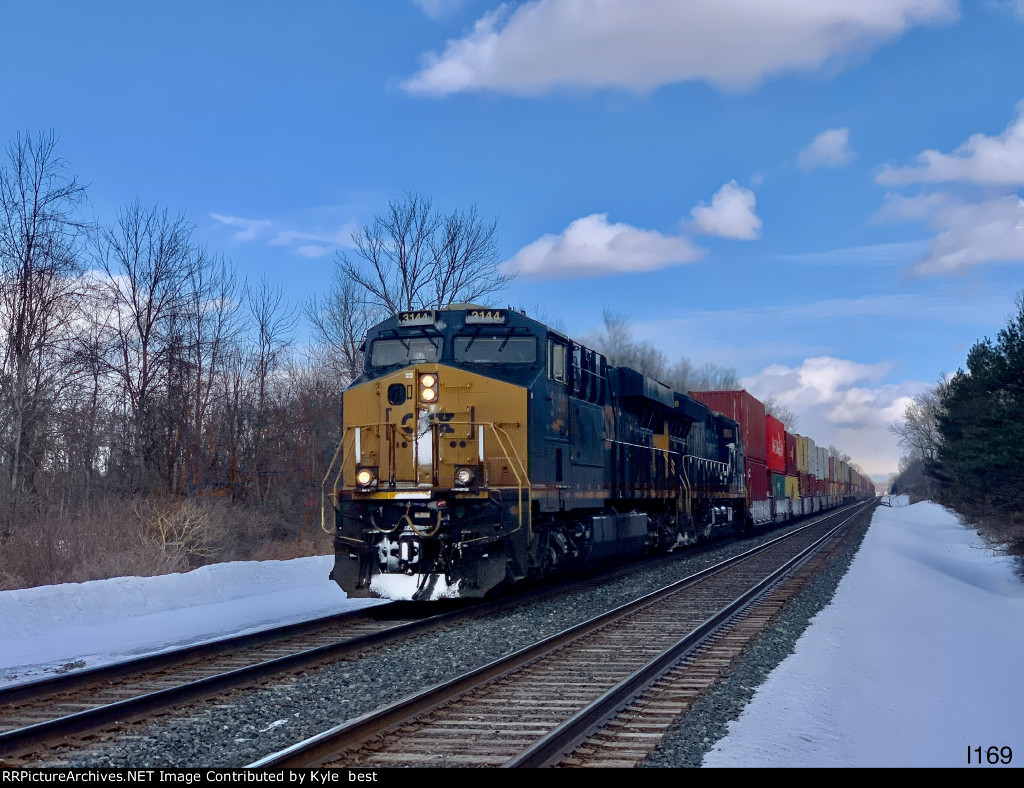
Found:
[419,373,438,403]
[355,467,378,488]
[454,466,476,486]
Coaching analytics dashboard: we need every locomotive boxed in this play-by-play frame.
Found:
[324,304,871,601]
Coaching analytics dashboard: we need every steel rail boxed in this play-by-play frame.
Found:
[246,501,870,768]
[0,603,476,757]
[504,499,875,767]
[0,605,405,705]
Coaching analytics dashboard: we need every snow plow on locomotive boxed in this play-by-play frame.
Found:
[324,305,875,601]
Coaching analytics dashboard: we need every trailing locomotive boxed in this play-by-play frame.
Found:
[324,304,873,601]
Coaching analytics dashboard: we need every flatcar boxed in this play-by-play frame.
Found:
[323,304,873,600]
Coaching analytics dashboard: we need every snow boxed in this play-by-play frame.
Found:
[704,498,1024,768]
[0,556,382,687]
[1,500,1021,768]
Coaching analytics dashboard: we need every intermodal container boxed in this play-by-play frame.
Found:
[796,435,808,474]
[799,472,810,498]
[766,415,786,474]
[689,390,767,463]
[771,472,786,501]
[784,432,798,477]
[746,457,769,502]
[785,474,800,501]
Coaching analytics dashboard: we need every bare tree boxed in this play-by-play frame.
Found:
[306,263,379,385]
[889,379,948,461]
[247,276,297,502]
[762,394,798,429]
[178,253,242,493]
[685,362,741,392]
[94,201,198,492]
[0,130,87,495]
[338,192,511,314]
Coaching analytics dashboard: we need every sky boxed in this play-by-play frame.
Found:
[4,1,1024,480]
[3,499,1021,768]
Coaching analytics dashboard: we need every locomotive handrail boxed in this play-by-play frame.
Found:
[321,426,353,536]
[321,420,532,540]
[483,422,532,540]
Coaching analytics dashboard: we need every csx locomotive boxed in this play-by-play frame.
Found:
[325,304,761,601]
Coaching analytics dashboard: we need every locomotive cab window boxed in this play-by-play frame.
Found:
[369,336,442,367]
[453,335,537,364]
[548,339,567,383]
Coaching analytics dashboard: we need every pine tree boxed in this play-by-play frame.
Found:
[935,292,1024,518]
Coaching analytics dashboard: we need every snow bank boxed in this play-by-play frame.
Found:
[702,501,1024,768]
[0,557,381,686]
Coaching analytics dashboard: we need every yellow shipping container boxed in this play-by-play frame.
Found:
[795,434,809,474]
[785,474,800,501]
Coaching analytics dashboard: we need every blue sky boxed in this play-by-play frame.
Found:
[5,0,1024,480]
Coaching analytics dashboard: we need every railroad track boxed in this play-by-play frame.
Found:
[0,602,477,764]
[250,500,875,768]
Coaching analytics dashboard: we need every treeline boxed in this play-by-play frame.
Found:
[0,132,357,589]
[890,292,1024,559]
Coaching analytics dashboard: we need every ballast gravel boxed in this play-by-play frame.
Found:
[54,513,871,768]
[644,512,872,768]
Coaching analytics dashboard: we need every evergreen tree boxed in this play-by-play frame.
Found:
[935,292,1024,518]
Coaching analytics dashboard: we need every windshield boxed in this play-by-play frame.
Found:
[370,336,442,367]
[454,335,537,365]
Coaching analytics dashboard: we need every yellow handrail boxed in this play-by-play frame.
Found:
[321,419,531,543]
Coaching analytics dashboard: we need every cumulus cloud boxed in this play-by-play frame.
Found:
[742,356,925,476]
[871,101,1024,276]
[877,100,1024,186]
[878,193,1024,276]
[210,214,271,242]
[502,213,703,279]
[798,128,856,171]
[403,0,957,95]
[689,180,762,240]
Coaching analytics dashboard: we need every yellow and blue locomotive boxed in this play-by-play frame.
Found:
[325,305,747,600]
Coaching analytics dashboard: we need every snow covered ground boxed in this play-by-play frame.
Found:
[0,556,383,687]
[1,499,1021,767]
[703,497,1024,768]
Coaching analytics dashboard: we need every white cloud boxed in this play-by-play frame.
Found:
[502,213,703,279]
[210,214,271,242]
[878,192,1024,276]
[269,221,358,258]
[412,0,467,20]
[403,0,957,95]
[877,100,1024,186]
[775,240,929,265]
[798,128,856,171]
[689,180,762,240]
[742,356,926,476]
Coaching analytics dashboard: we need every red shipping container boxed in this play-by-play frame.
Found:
[784,432,798,476]
[746,458,769,503]
[799,472,810,498]
[690,390,767,463]
[766,415,785,474]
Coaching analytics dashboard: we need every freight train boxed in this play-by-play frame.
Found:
[323,305,875,601]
